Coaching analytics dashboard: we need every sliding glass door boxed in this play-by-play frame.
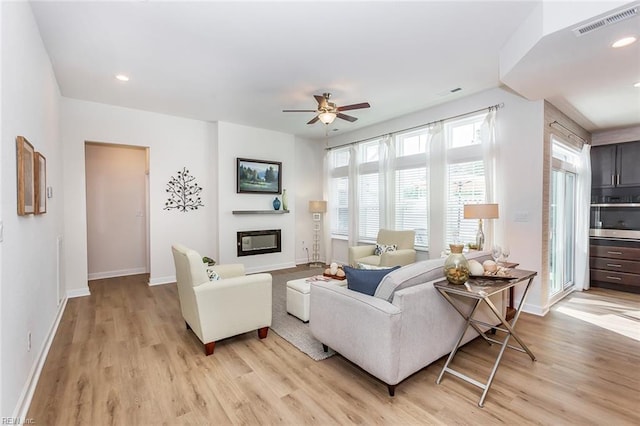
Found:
[549,137,578,299]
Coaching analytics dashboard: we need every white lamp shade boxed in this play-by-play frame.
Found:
[309,200,327,213]
[318,112,336,124]
[464,203,499,219]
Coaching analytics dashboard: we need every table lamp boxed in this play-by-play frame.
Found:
[309,200,327,267]
[463,203,499,250]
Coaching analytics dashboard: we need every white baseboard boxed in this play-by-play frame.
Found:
[67,287,91,298]
[246,262,296,274]
[149,275,175,286]
[522,302,549,316]
[13,296,68,420]
[88,267,147,281]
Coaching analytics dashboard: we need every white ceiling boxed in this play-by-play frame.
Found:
[29,1,640,141]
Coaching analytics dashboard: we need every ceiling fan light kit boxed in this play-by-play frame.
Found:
[283,92,370,126]
[318,112,337,124]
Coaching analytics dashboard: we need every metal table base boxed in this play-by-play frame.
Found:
[435,270,537,407]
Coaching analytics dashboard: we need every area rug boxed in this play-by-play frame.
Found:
[270,268,336,361]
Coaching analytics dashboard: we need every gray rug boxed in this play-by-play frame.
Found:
[270,268,336,361]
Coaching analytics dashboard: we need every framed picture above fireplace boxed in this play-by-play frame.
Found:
[237,158,282,194]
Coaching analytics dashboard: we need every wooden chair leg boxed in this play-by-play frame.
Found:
[257,327,269,339]
[387,384,396,397]
[204,342,215,356]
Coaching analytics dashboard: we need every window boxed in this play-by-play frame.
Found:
[445,160,485,245]
[395,129,429,247]
[444,113,487,246]
[326,109,495,255]
[329,148,350,236]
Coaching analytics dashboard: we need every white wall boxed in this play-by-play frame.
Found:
[61,99,218,291]
[85,143,147,279]
[1,1,63,417]
[217,122,297,272]
[294,136,325,265]
[326,87,546,314]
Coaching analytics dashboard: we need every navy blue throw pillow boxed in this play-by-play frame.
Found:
[344,265,401,296]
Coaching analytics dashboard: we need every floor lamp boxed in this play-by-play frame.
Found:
[463,203,499,250]
[309,200,327,267]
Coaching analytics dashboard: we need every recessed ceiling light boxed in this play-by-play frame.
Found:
[115,74,129,82]
[611,36,637,48]
[634,81,640,88]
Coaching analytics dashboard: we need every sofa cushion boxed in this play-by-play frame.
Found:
[374,250,491,302]
[344,265,400,296]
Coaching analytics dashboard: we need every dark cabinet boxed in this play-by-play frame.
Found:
[590,239,640,293]
[592,141,640,189]
[617,142,640,187]
[591,145,616,189]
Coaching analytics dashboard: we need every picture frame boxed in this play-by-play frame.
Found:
[35,152,47,214]
[16,136,35,215]
[237,157,282,194]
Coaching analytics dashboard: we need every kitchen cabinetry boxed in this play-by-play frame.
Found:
[591,141,640,189]
[590,238,640,293]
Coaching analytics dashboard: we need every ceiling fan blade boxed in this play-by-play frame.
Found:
[314,94,328,108]
[337,102,370,112]
[307,116,320,125]
[282,109,317,112]
[337,113,358,122]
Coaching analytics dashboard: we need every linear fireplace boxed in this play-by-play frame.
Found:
[237,229,282,257]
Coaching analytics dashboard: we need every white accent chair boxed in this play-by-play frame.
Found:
[171,244,272,355]
[349,229,417,268]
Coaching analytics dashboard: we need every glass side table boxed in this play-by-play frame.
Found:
[434,269,537,407]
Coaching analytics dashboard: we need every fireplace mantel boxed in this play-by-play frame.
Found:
[232,210,290,215]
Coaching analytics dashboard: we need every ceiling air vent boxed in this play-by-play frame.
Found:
[573,6,637,36]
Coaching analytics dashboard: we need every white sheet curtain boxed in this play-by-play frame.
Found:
[481,107,498,245]
[347,144,360,247]
[575,143,591,290]
[323,149,333,265]
[379,135,395,229]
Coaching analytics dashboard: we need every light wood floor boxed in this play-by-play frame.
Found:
[28,270,640,425]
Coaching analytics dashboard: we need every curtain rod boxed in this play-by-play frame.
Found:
[326,102,504,150]
[549,120,586,144]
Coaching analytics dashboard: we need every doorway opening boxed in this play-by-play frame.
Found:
[85,142,150,280]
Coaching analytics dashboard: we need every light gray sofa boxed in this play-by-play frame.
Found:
[309,251,504,396]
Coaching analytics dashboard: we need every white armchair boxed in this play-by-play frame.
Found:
[349,229,416,268]
[171,244,272,355]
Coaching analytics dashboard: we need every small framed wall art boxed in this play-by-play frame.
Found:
[35,152,47,214]
[16,136,35,215]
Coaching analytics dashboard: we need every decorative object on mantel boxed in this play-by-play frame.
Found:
[273,196,281,210]
[16,136,36,215]
[282,188,288,211]
[444,244,470,285]
[463,203,499,250]
[163,167,204,212]
[309,200,327,267]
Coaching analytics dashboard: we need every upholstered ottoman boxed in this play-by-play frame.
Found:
[286,277,346,322]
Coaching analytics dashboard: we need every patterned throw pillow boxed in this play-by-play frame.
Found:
[374,243,398,255]
[207,268,221,281]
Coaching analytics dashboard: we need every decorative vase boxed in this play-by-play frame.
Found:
[273,197,281,210]
[444,244,470,285]
[282,189,288,211]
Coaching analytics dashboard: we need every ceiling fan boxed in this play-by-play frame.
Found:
[283,93,370,125]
